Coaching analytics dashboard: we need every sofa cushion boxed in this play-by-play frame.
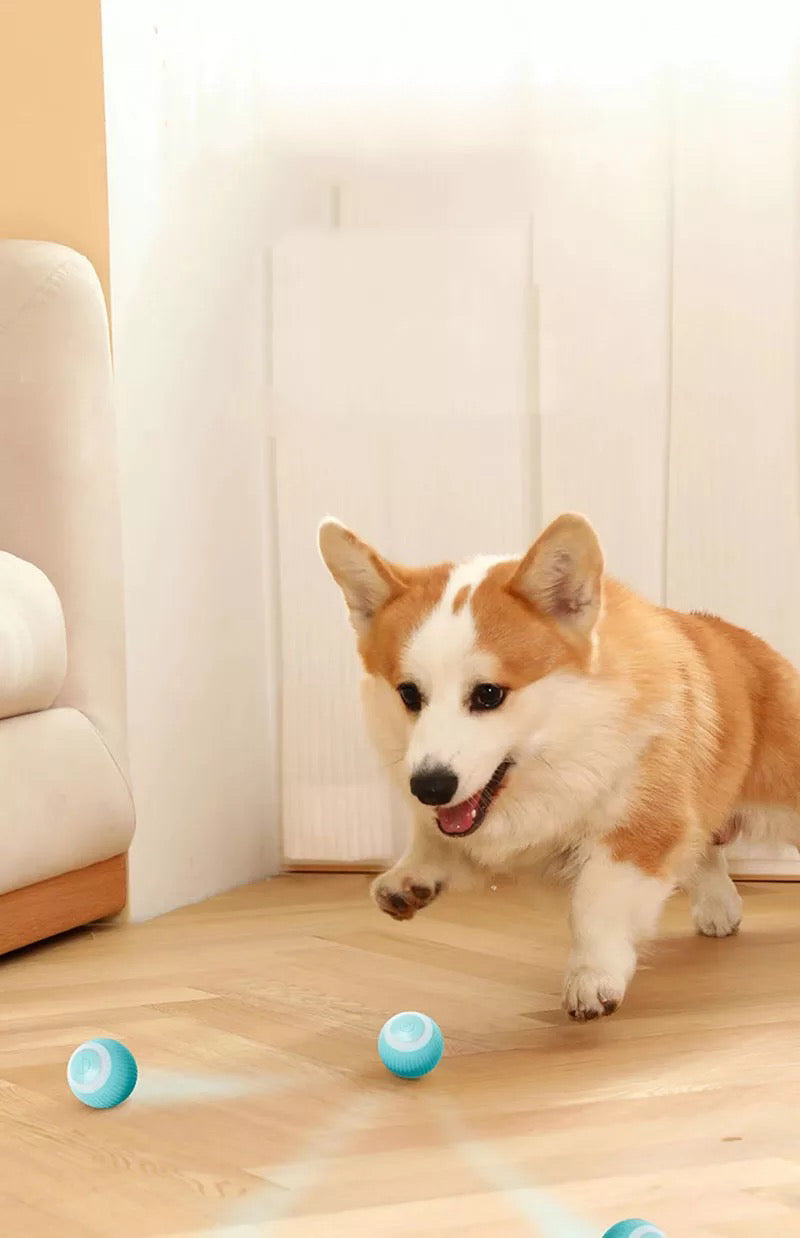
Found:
[0,551,67,721]
[0,706,135,895]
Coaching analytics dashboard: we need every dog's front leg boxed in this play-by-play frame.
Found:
[371,814,476,922]
[563,842,674,1021]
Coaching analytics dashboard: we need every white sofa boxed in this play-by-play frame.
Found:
[0,240,135,953]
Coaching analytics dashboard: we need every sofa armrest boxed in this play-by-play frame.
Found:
[0,241,128,769]
[0,550,66,720]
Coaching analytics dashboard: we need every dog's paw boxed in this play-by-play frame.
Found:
[371,872,443,921]
[693,887,743,938]
[562,965,625,1022]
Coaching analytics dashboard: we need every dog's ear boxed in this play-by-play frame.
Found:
[508,513,604,637]
[318,519,404,635]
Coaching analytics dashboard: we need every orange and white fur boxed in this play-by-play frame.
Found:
[319,513,800,1021]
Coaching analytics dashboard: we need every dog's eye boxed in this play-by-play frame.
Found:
[397,682,423,712]
[470,683,507,712]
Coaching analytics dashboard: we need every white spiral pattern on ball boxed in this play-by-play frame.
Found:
[382,1012,434,1053]
[68,1041,113,1094]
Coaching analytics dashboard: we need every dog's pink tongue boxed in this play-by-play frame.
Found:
[436,792,480,835]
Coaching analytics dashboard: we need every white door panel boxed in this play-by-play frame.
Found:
[271,229,536,863]
[668,68,800,876]
[531,83,672,601]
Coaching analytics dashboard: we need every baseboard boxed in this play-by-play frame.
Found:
[283,860,384,874]
[729,859,800,880]
[732,872,800,883]
[0,853,128,956]
[283,861,800,884]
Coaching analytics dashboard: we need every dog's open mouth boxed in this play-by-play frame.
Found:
[435,759,513,837]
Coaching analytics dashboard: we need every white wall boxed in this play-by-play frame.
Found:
[101,2,324,917]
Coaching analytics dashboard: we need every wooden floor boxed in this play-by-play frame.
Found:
[1,875,799,1237]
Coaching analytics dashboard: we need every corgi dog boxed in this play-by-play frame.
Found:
[319,513,800,1020]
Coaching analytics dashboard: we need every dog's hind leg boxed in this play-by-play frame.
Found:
[686,845,742,938]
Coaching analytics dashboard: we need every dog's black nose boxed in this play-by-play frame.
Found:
[410,766,458,806]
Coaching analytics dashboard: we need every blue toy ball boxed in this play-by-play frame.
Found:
[378,1011,444,1078]
[603,1223,665,1238]
[67,1038,138,1109]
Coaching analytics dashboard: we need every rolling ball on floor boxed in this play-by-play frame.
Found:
[602,1223,665,1238]
[67,1038,138,1109]
[378,1011,444,1078]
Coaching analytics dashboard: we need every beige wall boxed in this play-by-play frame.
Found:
[0,0,109,304]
